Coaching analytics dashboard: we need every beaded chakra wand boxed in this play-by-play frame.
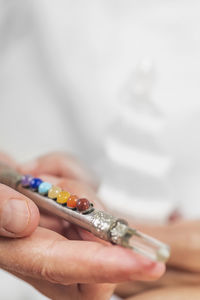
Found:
[0,163,170,262]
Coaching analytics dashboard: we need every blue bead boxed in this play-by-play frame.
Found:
[30,178,43,190]
[38,182,52,195]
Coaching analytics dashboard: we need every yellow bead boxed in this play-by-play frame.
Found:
[57,191,71,204]
[48,186,62,199]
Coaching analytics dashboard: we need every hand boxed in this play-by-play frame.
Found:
[0,152,165,300]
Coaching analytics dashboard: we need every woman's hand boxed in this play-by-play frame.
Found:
[0,152,165,300]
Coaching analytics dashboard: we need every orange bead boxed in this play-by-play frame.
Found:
[67,195,78,208]
[57,191,71,204]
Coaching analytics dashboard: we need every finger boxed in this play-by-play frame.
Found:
[39,213,64,234]
[116,268,200,298]
[0,184,40,237]
[0,227,165,285]
[19,152,99,190]
[126,286,200,300]
[9,271,114,300]
[0,152,17,168]
[78,283,114,300]
[39,208,80,240]
[39,211,83,240]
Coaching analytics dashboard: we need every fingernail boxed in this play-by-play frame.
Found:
[147,262,165,278]
[140,256,156,268]
[21,160,38,173]
[2,199,30,233]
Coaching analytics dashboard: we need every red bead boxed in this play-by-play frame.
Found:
[76,198,90,212]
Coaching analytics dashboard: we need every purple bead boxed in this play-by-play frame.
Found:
[30,178,43,190]
[21,175,33,187]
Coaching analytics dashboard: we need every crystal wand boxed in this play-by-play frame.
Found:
[0,163,170,262]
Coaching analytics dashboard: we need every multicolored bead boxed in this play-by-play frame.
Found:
[21,174,92,213]
[67,195,78,208]
[38,182,52,195]
[21,175,33,187]
[48,186,62,199]
[57,191,71,205]
[30,178,43,190]
[76,198,90,212]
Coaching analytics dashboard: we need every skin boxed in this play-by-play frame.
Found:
[116,268,200,298]
[126,286,200,300]
[0,152,165,300]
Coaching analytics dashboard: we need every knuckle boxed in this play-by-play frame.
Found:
[41,151,66,161]
[36,237,68,284]
[40,262,61,284]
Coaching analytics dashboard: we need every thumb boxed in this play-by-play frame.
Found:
[0,184,40,238]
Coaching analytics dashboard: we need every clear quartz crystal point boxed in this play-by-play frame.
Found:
[127,230,170,262]
[110,221,170,262]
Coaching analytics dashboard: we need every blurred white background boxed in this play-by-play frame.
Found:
[1,0,200,299]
